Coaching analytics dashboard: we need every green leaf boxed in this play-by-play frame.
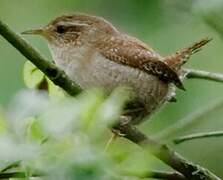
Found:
[26,117,48,143]
[47,78,67,100]
[23,61,45,89]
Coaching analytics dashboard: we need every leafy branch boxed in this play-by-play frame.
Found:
[174,131,223,144]
[0,19,222,179]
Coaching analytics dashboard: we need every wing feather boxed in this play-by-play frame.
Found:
[94,34,184,90]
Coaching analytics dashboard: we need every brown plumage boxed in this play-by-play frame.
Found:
[164,38,212,70]
[94,34,185,90]
[22,14,211,125]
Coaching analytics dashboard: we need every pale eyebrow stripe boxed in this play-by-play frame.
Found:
[57,21,90,27]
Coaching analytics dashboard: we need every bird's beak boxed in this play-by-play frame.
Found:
[21,28,44,35]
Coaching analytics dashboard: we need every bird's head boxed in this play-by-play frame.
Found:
[22,14,119,48]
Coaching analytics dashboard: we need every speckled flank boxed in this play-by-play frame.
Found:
[94,34,184,90]
[49,43,175,123]
[45,14,179,124]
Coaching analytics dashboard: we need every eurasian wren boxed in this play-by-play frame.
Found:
[22,14,211,124]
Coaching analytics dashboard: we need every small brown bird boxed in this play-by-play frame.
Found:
[22,14,211,125]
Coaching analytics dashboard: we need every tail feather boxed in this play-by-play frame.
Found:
[165,38,212,70]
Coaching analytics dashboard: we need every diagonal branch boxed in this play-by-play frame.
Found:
[114,123,220,180]
[0,20,81,96]
[174,131,223,144]
[0,19,221,180]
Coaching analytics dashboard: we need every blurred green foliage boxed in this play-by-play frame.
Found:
[0,89,126,179]
[1,0,223,179]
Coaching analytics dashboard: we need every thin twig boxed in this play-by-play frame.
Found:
[154,98,223,140]
[174,131,223,144]
[186,69,223,83]
[0,19,221,180]
[120,170,186,180]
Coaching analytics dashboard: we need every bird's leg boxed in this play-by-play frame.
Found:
[104,132,118,152]
[104,106,146,152]
[104,115,131,152]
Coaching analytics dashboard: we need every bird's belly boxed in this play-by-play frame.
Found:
[64,53,174,114]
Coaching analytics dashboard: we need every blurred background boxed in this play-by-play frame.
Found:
[1,0,223,178]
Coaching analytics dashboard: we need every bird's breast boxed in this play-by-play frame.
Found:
[52,46,175,114]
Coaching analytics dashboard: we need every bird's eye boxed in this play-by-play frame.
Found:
[56,25,67,34]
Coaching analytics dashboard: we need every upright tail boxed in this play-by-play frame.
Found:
[164,38,212,70]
